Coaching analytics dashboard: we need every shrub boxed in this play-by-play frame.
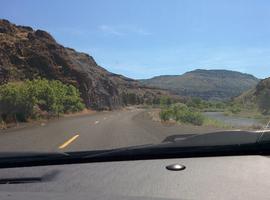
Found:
[228,106,241,114]
[215,102,226,109]
[175,107,204,126]
[160,96,172,107]
[25,79,85,115]
[186,97,203,108]
[0,82,35,122]
[62,85,85,113]
[159,109,172,121]
[0,79,85,122]
[159,104,204,125]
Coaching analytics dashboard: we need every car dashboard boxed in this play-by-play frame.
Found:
[0,155,269,200]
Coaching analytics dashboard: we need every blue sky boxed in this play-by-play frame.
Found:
[1,0,270,79]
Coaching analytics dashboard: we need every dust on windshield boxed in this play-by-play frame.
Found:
[0,0,270,152]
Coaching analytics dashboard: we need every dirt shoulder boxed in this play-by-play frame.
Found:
[132,109,227,142]
[0,109,97,132]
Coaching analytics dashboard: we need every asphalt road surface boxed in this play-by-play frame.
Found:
[0,108,223,152]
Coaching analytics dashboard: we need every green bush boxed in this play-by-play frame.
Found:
[186,98,228,112]
[0,79,85,122]
[159,96,172,107]
[215,102,226,109]
[62,85,85,112]
[186,97,203,109]
[228,106,241,114]
[159,104,204,126]
[159,109,172,121]
[0,83,35,122]
[175,107,204,126]
[24,79,85,114]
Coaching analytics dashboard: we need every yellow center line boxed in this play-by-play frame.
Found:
[58,134,79,149]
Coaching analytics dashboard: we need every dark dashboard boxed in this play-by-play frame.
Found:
[0,155,269,200]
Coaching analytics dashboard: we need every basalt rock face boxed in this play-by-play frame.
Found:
[0,19,170,110]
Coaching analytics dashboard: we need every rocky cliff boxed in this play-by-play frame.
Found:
[0,19,171,110]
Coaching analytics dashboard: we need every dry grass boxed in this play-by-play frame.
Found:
[63,109,96,117]
[147,108,162,122]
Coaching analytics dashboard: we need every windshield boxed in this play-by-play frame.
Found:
[0,0,270,157]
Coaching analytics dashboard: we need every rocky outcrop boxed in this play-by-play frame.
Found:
[0,19,171,110]
[255,78,270,94]
[233,77,270,114]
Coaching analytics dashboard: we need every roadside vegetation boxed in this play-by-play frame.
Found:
[185,97,227,112]
[0,79,85,124]
[158,97,254,127]
[159,102,231,128]
[159,104,204,125]
[226,91,270,124]
[158,93,270,128]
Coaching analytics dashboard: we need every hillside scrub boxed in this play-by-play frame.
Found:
[0,79,85,123]
[159,102,231,127]
[121,92,144,105]
[257,89,270,115]
[186,97,245,115]
[227,105,242,114]
[159,104,204,126]
[159,96,172,107]
[185,97,228,112]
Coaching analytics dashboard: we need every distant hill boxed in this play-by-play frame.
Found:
[140,69,259,101]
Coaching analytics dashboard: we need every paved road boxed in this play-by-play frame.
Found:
[0,108,223,152]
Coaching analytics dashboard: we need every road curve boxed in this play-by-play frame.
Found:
[0,108,223,152]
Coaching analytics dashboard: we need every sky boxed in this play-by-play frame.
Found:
[1,0,270,79]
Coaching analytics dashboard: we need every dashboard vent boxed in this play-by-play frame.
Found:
[0,177,42,184]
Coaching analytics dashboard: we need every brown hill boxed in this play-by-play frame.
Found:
[140,69,259,101]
